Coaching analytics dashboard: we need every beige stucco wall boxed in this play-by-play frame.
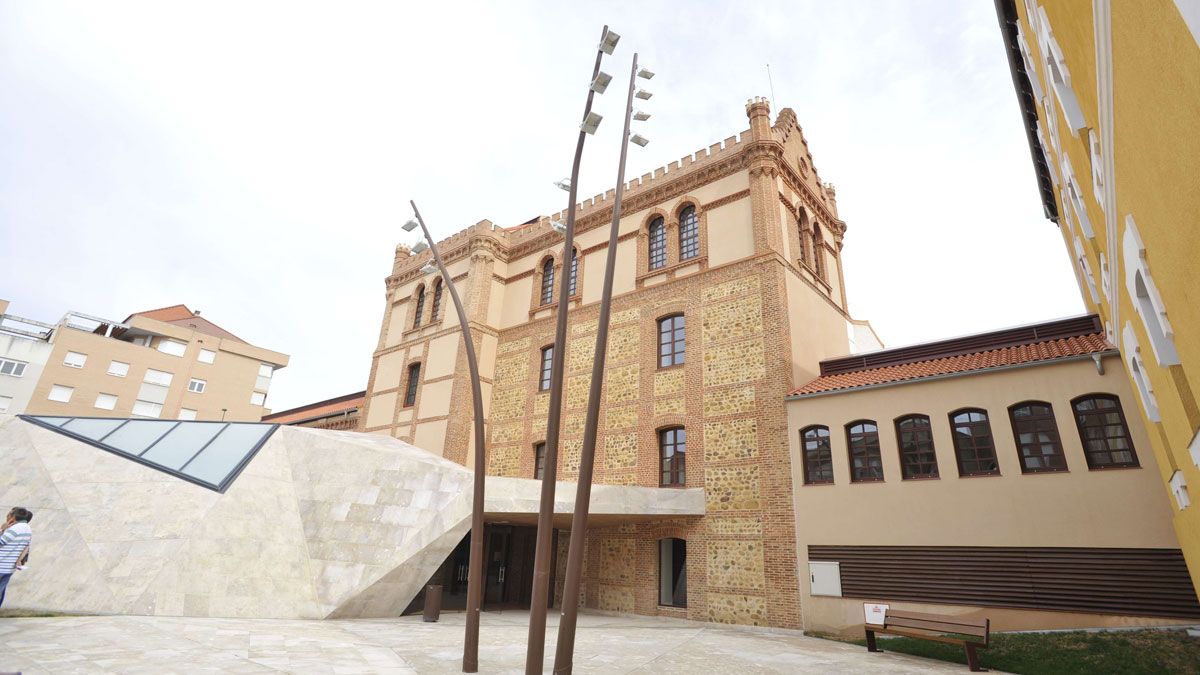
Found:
[787,354,1182,634]
[783,272,856,389]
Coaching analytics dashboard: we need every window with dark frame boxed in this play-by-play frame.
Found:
[1072,394,1139,469]
[534,441,547,479]
[649,217,667,269]
[811,228,825,279]
[568,250,579,297]
[658,538,687,607]
[797,212,810,265]
[896,415,939,479]
[1009,401,1067,473]
[540,258,555,305]
[539,346,554,391]
[430,279,443,321]
[659,426,686,486]
[950,409,1000,476]
[679,206,699,260]
[412,285,426,328]
[846,421,884,482]
[657,314,685,368]
[801,425,833,484]
[403,363,421,407]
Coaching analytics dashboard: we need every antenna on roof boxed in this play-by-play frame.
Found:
[766,63,777,112]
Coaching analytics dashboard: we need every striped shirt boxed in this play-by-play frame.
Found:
[0,522,32,574]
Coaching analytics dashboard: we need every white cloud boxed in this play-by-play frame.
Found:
[0,1,1083,411]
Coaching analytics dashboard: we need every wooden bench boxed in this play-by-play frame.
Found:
[865,609,990,671]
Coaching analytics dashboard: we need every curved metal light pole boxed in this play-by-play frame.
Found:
[525,24,617,675]
[407,201,488,673]
[552,52,647,675]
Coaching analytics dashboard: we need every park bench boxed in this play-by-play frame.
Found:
[865,609,990,671]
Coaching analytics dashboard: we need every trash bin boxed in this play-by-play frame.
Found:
[423,584,443,622]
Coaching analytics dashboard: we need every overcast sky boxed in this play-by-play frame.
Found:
[0,1,1083,412]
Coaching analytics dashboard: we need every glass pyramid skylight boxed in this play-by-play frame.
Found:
[21,416,278,492]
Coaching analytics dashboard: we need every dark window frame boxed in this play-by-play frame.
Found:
[567,249,579,298]
[540,258,555,306]
[678,206,699,261]
[659,426,686,487]
[846,420,884,483]
[412,285,426,328]
[403,362,421,408]
[1071,394,1140,470]
[430,279,443,322]
[801,425,834,485]
[534,441,547,480]
[538,346,554,392]
[1009,401,1068,473]
[648,217,667,270]
[949,408,1000,477]
[657,314,686,369]
[895,414,939,480]
[657,537,687,608]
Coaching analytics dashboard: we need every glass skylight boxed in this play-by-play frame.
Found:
[21,416,278,492]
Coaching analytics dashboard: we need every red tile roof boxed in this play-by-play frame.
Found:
[790,331,1114,397]
[126,304,245,343]
[262,391,365,425]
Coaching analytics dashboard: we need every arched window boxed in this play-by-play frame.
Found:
[403,362,421,407]
[949,409,999,476]
[801,425,833,485]
[797,209,811,265]
[538,345,554,391]
[1009,401,1067,473]
[430,279,444,322]
[658,538,687,607]
[648,217,667,269]
[657,314,685,368]
[895,415,939,479]
[412,285,426,328]
[846,421,883,482]
[660,427,686,486]
[534,441,547,479]
[1072,394,1139,469]
[811,227,825,279]
[540,258,555,306]
[678,206,699,260]
[568,249,579,297]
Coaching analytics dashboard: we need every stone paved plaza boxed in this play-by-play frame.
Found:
[0,610,964,673]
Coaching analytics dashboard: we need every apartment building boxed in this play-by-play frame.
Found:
[0,300,288,421]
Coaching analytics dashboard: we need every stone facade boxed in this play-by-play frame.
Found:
[359,98,868,629]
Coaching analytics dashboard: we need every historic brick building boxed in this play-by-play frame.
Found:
[359,98,880,628]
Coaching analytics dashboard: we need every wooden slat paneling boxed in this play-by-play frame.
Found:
[808,545,1200,620]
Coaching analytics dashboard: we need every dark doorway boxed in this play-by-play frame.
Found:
[405,524,545,615]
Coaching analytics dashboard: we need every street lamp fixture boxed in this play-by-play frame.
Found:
[550,220,567,234]
[412,241,428,254]
[554,178,572,191]
[630,133,649,147]
[599,28,620,54]
[590,71,612,94]
[632,110,650,121]
[402,219,419,232]
[420,263,437,275]
[637,67,655,79]
[580,111,603,135]
[635,89,653,100]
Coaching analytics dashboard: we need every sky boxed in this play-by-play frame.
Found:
[0,1,1084,412]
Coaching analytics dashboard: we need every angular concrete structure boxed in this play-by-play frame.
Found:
[0,416,703,619]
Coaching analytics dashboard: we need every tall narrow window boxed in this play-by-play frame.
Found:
[660,427,686,486]
[403,363,421,407]
[1072,395,1139,469]
[846,421,883,482]
[657,314,685,368]
[648,217,667,269]
[678,206,699,260]
[534,442,547,479]
[801,425,833,485]
[539,346,554,391]
[412,285,426,328]
[540,258,555,306]
[1010,401,1067,473]
[950,409,999,476]
[658,538,687,607]
[568,250,579,297]
[797,211,811,265]
[812,228,826,279]
[895,415,939,479]
[430,279,444,321]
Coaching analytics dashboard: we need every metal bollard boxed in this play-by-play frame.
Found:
[422,584,443,622]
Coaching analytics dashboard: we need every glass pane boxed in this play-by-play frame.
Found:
[141,423,226,470]
[184,424,273,486]
[32,416,72,427]
[63,418,126,441]
[105,421,178,455]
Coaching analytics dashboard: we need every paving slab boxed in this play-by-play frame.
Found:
[0,610,966,673]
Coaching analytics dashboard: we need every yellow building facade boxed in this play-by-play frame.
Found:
[996,0,1200,587]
